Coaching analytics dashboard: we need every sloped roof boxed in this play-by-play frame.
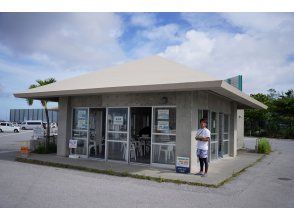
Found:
[14,56,267,109]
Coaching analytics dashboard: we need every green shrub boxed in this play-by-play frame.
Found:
[47,142,57,153]
[34,141,57,154]
[35,143,46,154]
[258,138,271,154]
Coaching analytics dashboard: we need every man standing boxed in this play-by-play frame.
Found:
[195,118,211,177]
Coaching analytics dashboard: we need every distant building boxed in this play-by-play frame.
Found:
[10,108,58,123]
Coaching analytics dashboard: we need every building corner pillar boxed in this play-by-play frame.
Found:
[57,97,71,157]
[230,102,238,157]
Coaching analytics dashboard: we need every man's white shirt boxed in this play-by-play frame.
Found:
[196,128,211,151]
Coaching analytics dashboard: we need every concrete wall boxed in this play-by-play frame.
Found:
[57,97,71,156]
[56,91,239,168]
[229,102,238,157]
[237,109,245,149]
[189,91,233,172]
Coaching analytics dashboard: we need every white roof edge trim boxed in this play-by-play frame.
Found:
[220,81,267,109]
[14,80,223,98]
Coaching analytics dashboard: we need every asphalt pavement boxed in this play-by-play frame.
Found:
[0,134,293,207]
[0,130,33,161]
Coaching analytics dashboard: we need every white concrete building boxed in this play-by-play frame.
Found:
[14,56,266,172]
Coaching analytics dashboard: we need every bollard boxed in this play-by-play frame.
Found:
[255,138,259,153]
[20,141,30,158]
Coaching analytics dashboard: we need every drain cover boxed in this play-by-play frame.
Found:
[278,177,292,181]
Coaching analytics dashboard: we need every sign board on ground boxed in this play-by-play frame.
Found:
[176,156,190,174]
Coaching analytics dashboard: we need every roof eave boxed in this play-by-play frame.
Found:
[218,81,267,110]
[14,80,223,99]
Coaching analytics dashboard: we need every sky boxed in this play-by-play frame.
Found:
[0,12,294,120]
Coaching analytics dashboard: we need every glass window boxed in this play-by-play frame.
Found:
[152,144,175,165]
[107,132,127,141]
[75,139,88,155]
[223,141,229,155]
[107,108,128,132]
[107,142,127,161]
[153,107,176,134]
[152,107,176,165]
[107,108,128,162]
[222,114,229,155]
[73,109,88,130]
[211,112,217,134]
[210,142,218,160]
[224,114,229,133]
[152,134,176,144]
[72,108,88,156]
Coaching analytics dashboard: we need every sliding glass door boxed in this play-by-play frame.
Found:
[210,111,218,160]
[218,113,230,157]
[223,114,229,155]
[72,108,89,156]
[151,107,176,165]
[106,108,129,161]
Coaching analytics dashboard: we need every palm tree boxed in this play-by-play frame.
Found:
[27,78,56,151]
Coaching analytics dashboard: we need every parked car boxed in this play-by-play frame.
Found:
[0,122,20,133]
[11,122,19,127]
[20,120,45,130]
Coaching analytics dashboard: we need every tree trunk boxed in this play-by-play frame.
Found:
[45,107,50,152]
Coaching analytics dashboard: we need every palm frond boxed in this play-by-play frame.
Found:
[26,98,34,106]
[26,78,57,108]
[37,78,56,86]
[29,84,38,89]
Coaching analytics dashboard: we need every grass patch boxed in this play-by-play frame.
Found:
[258,138,271,154]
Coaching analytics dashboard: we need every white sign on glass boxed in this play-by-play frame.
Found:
[157,109,169,120]
[113,116,124,125]
[77,119,86,129]
[157,120,169,131]
[69,139,78,148]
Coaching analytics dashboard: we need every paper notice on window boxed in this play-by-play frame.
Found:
[157,120,169,131]
[157,109,169,120]
[77,119,86,129]
[113,116,124,125]
[69,139,77,149]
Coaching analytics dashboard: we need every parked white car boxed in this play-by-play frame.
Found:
[0,122,20,133]
[20,120,45,130]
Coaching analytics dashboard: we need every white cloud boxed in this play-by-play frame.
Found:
[160,13,294,94]
[141,24,182,41]
[0,13,126,74]
[129,13,156,27]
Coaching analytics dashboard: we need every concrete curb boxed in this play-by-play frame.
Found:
[15,154,266,188]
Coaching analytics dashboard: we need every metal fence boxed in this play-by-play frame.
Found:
[10,109,58,123]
